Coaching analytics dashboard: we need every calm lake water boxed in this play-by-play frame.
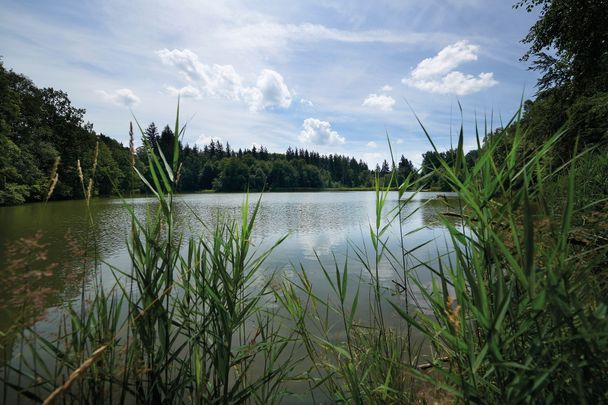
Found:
[0,191,460,358]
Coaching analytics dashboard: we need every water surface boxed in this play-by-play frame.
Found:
[0,191,460,352]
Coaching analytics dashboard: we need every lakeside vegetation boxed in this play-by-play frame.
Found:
[1,0,607,403]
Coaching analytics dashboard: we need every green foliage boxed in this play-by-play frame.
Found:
[2,0,608,400]
[515,0,608,95]
[511,0,608,169]
[483,87,607,166]
[420,149,466,190]
[565,92,608,146]
[0,61,138,205]
[171,141,371,192]
[267,160,297,189]
[2,99,607,403]
[393,111,608,403]
[214,157,250,191]
[0,183,31,205]
[396,155,416,184]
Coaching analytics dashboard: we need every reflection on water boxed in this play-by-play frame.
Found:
[0,191,462,352]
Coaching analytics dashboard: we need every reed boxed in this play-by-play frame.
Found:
[272,107,607,403]
[388,112,608,402]
[1,101,298,404]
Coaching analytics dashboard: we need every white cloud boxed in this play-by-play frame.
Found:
[195,134,221,147]
[403,40,497,95]
[165,84,201,98]
[157,48,244,99]
[157,48,205,81]
[362,93,396,111]
[407,71,497,96]
[366,141,377,148]
[361,152,384,167]
[206,64,244,100]
[395,138,404,144]
[240,87,264,111]
[97,88,140,107]
[249,69,292,111]
[410,40,478,80]
[219,23,451,51]
[299,118,345,145]
[157,48,292,111]
[380,85,393,92]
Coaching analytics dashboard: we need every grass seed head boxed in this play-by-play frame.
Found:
[46,156,61,202]
[92,140,99,175]
[446,296,461,333]
[77,159,84,185]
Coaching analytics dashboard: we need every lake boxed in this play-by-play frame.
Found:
[0,191,460,360]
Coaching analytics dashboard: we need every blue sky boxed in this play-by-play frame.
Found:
[0,0,540,166]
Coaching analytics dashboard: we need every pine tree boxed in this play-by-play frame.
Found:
[144,122,160,147]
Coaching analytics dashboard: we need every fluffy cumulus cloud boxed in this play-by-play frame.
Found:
[408,71,497,95]
[380,85,393,92]
[97,88,140,107]
[366,141,378,148]
[362,93,396,111]
[248,69,292,111]
[402,40,497,95]
[157,48,291,111]
[299,118,345,145]
[157,49,205,81]
[157,48,243,99]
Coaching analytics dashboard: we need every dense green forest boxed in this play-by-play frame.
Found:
[500,0,608,162]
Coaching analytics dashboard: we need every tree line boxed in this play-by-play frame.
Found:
[139,122,421,192]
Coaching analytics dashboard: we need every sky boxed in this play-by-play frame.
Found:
[0,0,540,167]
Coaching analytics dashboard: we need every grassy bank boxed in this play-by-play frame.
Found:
[1,106,607,404]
